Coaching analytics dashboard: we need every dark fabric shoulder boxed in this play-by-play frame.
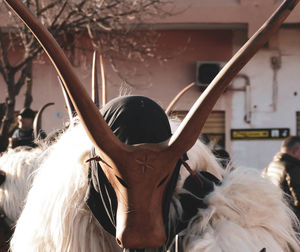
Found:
[175,171,220,234]
[280,153,300,167]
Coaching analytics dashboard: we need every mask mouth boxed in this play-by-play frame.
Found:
[115,206,167,249]
[122,249,145,252]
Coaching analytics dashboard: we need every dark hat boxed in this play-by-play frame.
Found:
[100,96,172,145]
[19,108,36,119]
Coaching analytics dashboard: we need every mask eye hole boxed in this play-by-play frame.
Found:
[116,175,129,188]
[157,175,168,188]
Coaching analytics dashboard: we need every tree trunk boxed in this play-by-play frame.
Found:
[0,59,33,152]
[0,98,15,152]
[23,60,33,108]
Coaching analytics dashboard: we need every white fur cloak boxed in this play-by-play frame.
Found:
[8,122,300,252]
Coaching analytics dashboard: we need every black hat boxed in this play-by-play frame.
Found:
[100,96,172,145]
[19,108,36,119]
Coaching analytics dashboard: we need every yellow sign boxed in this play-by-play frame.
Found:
[231,128,289,140]
[232,130,269,139]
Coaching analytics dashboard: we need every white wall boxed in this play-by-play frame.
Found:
[231,28,300,170]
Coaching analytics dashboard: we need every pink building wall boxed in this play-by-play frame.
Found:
[0,29,233,134]
[1,0,300,169]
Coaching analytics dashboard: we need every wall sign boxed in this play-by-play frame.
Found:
[231,128,290,140]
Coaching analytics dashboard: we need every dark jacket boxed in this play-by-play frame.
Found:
[10,128,36,148]
[264,152,300,219]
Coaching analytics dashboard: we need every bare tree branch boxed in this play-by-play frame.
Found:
[15,62,32,95]
[51,0,68,28]
[0,29,11,72]
[0,0,175,151]
[0,30,10,83]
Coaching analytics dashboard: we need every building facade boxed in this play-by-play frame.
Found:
[1,0,300,170]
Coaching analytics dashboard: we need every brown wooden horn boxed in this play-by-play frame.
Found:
[92,51,100,108]
[165,82,195,116]
[33,102,54,139]
[57,76,76,121]
[4,0,132,160]
[168,0,300,155]
[99,53,107,107]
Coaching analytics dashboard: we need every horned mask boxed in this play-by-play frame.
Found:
[4,0,299,249]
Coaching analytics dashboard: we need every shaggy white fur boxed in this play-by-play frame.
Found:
[182,168,300,252]
[8,120,300,252]
[9,124,119,252]
[0,147,46,222]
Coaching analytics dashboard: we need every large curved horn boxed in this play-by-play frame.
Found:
[57,76,76,122]
[168,0,300,154]
[92,51,100,108]
[4,0,132,159]
[5,0,297,156]
[92,51,107,108]
[33,102,54,139]
[165,82,195,116]
[99,53,107,107]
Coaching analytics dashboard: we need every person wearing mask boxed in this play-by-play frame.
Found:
[263,136,300,220]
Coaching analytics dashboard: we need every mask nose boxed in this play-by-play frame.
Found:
[116,226,166,249]
[116,208,166,249]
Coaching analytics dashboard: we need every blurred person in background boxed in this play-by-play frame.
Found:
[8,108,36,149]
[263,136,300,220]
